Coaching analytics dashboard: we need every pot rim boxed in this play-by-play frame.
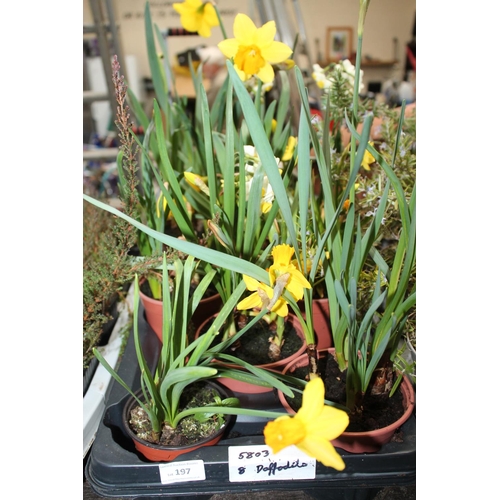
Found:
[279,348,416,437]
[195,313,308,369]
[138,278,222,304]
[122,379,236,451]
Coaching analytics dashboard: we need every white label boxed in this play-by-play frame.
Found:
[228,445,316,482]
[158,459,206,484]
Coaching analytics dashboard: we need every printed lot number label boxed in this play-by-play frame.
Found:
[158,460,206,484]
[228,445,316,482]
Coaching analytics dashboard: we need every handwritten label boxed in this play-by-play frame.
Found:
[158,460,206,485]
[228,445,316,482]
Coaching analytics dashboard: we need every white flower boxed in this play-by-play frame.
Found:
[242,145,281,214]
[338,59,356,77]
[312,63,323,76]
[312,63,332,90]
[245,174,275,214]
[335,59,364,93]
[243,145,260,170]
[244,76,274,96]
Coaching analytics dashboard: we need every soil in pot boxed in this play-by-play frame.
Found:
[199,313,304,365]
[282,351,405,433]
[127,381,231,447]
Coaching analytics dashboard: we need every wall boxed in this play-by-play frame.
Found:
[83,0,250,80]
[83,0,415,97]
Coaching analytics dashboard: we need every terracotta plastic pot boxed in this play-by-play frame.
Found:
[331,376,415,453]
[296,298,333,350]
[217,371,282,394]
[191,292,223,330]
[139,284,222,342]
[122,380,235,462]
[195,314,308,394]
[138,289,163,340]
[278,348,416,453]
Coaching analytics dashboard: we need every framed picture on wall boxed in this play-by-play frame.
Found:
[326,27,353,62]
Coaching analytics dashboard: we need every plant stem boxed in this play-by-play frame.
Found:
[211,2,227,40]
[306,344,320,378]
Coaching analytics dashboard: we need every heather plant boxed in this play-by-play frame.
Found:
[83,54,163,369]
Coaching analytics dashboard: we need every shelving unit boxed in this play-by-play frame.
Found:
[317,59,398,69]
[83,0,127,161]
[359,59,398,67]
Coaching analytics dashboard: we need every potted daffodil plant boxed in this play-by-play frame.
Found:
[84,0,415,470]
[124,2,304,358]
[90,241,350,467]
[263,0,416,453]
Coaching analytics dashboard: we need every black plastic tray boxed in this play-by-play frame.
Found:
[85,304,416,499]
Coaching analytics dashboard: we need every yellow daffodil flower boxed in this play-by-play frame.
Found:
[269,244,311,301]
[184,172,210,196]
[264,377,349,470]
[280,58,296,70]
[173,0,219,38]
[156,181,192,220]
[156,182,170,218]
[218,13,293,83]
[292,255,312,275]
[346,142,376,171]
[281,136,297,162]
[237,245,310,316]
[360,142,376,171]
[236,275,289,317]
[260,198,272,214]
